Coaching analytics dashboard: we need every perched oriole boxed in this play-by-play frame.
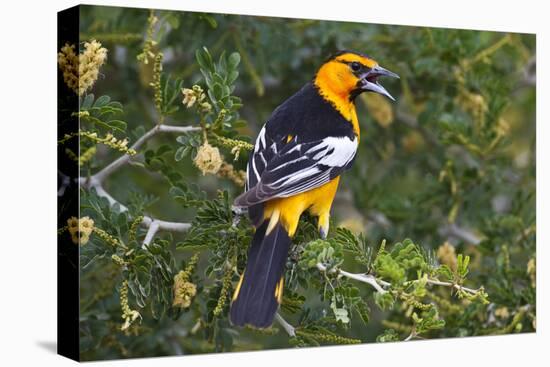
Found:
[230,50,398,328]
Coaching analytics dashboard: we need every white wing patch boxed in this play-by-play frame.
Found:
[239,128,359,207]
[314,136,358,167]
[264,135,358,197]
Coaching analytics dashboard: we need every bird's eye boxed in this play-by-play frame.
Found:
[350,62,361,72]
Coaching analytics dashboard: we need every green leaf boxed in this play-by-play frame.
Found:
[174,146,187,161]
[107,119,127,132]
[457,254,470,279]
[355,301,370,325]
[228,52,241,69]
[376,329,400,343]
[196,47,214,72]
[94,95,111,108]
[199,13,218,28]
[374,292,395,310]
[437,265,454,281]
[81,94,94,110]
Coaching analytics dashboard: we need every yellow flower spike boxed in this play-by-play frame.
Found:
[295,329,361,345]
[151,53,164,119]
[57,40,108,96]
[111,254,128,267]
[137,9,159,65]
[210,132,254,165]
[119,280,142,331]
[128,215,144,244]
[66,216,94,245]
[181,88,196,108]
[93,227,126,249]
[437,241,457,271]
[172,254,200,309]
[71,130,137,156]
[67,216,79,233]
[172,279,197,309]
[182,85,209,111]
[79,216,95,233]
[213,269,233,317]
[200,102,212,113]
[78,146,97,166]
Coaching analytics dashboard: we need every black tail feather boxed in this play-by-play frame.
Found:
[230,220,291,328]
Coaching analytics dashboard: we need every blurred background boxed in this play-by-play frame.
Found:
[76,5,535,359]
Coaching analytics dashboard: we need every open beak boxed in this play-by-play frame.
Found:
[360,65,400,101]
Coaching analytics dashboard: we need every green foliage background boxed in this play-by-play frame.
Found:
[65,5,535,360]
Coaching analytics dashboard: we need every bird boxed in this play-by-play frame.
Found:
[229,50,399,328]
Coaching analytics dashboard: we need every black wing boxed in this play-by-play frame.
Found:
[236,134,357,207]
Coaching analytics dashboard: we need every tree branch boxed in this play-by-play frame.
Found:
[316,263,388,294]
[439,223,482,245]
[317,262,482,297]
[78,124,199,247]
[143,220,160,246]
[275,313,296,337]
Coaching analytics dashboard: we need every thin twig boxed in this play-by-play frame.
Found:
[424,278,481,295]
[275,313,296,337]
[316,263,388,294]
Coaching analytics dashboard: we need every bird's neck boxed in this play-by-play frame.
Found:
[313,77,361,138]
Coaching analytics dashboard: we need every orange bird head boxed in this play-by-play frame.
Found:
[315,50,399,101]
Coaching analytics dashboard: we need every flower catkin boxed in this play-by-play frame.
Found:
[57,43,79,94]
[456,90,487,126]
[173,272,197,309]
[173,254,199,309]
[57,40,108,96]
[67,216,95,245]
[193,141,223,175]
[182,85,211,112]
[437,241,457,271]
[120,280,142,331]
